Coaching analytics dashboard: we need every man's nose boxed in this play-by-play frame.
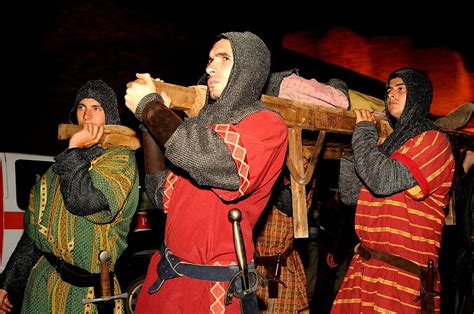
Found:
[83,109,92,120]
[206,63,216,75]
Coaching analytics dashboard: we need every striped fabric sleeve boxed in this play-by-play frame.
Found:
[391,130,454,200]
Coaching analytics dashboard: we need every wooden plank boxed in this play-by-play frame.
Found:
[57,124,141,150]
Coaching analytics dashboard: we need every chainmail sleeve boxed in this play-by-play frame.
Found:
[352,122,417,196]
[338,154,362,206]
[145,172,168,210]
[52,147,109,215]
[0,232,42,307]
[165,118,240,190]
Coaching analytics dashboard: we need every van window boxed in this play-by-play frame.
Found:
[15,160,53,210]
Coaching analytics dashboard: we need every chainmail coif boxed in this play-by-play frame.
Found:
[193,31,271,125]
[69,79,121,125]
[163,31,273,189]
[379,68,438,156]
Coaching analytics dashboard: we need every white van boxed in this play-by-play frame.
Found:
[0,152,54,272]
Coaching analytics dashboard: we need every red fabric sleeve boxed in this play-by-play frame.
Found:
[210,111,288,201]
[391,130,454,200]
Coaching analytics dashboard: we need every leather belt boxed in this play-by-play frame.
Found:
[355,244,438,314]
[44,252,112,288]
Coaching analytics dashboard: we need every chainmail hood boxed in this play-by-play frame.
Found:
[193,31,271,125]
[69,79,121,125]
[379,68,437,156]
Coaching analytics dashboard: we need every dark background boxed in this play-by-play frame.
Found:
[2,1,472,156]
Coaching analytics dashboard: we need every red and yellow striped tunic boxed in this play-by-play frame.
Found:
[332,130,454,313]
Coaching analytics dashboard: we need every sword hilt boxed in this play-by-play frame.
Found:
[225,208,261,306]
[228,208,249,290]
[99,250,112,298]
[81,250,128,308]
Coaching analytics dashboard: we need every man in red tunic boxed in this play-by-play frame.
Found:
[332,68,455,313]
[124,31,288,313]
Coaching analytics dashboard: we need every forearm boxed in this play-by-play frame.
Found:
[52,147,109,215]
[144,172,168,210]
[135,93,183,145]
[0,233,42,294]
[338,154,362,206]
[142,129,168,209]
[142,129,166,173]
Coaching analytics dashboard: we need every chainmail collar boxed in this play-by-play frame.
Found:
[379,68,438,156]
[194,31,271,126]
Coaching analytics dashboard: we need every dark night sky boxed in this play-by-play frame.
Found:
[1,1,471,156]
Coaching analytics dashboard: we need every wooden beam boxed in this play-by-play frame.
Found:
[286,128,308,238]
[286,129,326,238]
[58,124,141,150]
[159,81,474,148]
[157,81,474,237]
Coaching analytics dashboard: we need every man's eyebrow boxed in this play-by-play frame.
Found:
[215,52,231,58]
[387,82,406,90]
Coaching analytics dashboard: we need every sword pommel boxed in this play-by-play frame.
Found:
[228,208,242,223]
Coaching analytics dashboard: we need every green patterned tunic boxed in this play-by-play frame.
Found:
[23,146,139,314]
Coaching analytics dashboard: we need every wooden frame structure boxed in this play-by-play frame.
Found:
[155,81,474,238]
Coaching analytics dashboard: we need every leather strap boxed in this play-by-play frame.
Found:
[43,252,111,288]
[356,244,438,314]
[142,100,183,145]
[254,244,294,268]
[356,243,421,276]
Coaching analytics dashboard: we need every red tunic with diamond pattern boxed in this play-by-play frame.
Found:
[331,130,454,313]
[136,110,288,313]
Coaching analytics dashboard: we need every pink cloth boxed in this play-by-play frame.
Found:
[279,74,349,109]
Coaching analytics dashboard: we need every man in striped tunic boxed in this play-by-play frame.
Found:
[332,68,455,313]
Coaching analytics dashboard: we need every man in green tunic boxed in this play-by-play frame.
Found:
[0,80,140,313]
